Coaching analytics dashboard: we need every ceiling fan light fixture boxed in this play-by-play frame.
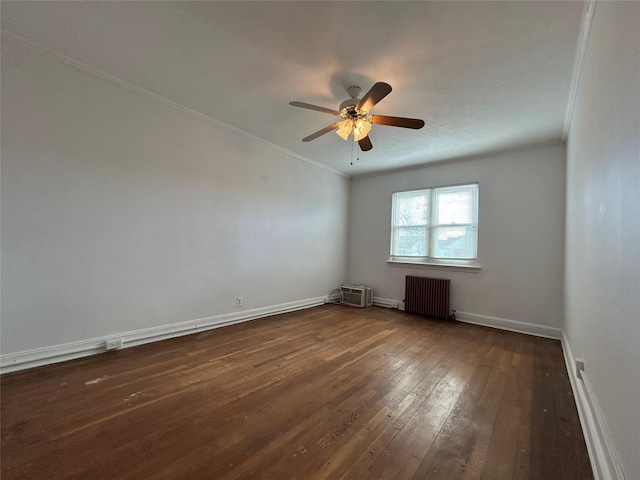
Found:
[336,117,371,142]
[353,118,371,141]
[336,120,352,140]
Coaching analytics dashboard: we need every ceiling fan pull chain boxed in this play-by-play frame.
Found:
[350,137,354,165]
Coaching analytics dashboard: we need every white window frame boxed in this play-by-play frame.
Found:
[388,183,480,271]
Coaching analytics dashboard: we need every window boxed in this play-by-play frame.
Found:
[390,183,478,265]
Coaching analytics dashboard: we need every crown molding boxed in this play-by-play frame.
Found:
[353,138,565,179]
[1,31,350,179]
[563,0,597,141]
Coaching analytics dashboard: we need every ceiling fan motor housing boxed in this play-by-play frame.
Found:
[346,86,362,99]
[339,86,366,119]
[339,99,359,117]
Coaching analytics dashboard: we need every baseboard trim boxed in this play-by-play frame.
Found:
[367,300,561,339]
[0,296,327,374]
[325,292,341,304]
[455,311,562,339]
[372,296,399,309]
[561,333,625,480]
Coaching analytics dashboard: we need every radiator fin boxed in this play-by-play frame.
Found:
[405,276,450,320]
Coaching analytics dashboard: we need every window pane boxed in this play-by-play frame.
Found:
[434,187,475,225]
[390,184,478,261]
[392,226,428,256]
[431,226,477,259]
[393,192,428,226]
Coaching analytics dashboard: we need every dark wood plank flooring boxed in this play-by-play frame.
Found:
[1,305,593,479]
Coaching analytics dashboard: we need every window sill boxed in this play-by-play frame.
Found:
[387,258,481,272]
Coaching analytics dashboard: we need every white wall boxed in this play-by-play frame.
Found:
[1,38,349,355]
[564,2,640,479]
[348,144,566,331]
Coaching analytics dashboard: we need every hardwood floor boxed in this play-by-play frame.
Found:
[1,305,593,479]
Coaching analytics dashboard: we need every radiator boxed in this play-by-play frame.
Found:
[404,275,451,320]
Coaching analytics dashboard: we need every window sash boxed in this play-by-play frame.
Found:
[391,183,478,260]
[391,225,430,257]
[430,225,477,259]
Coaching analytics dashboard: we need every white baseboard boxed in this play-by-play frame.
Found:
[325,292,341,304]
[0,296,327,374]
[372,296,399,309]
[561,333,625,480]
[455,311,562,339]
[368,299,561,339]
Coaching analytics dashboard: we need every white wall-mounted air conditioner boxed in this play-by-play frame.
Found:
[340,284,373,308]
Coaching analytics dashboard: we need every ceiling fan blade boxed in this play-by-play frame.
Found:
[358,136,373,151]
[357,82,392,112]
[289,101,339,116]
[371,115,425,129]
[302,123,340,142]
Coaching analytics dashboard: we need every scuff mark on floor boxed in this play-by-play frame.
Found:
[85,376,108,385]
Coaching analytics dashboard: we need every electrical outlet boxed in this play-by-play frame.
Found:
[575,359,585,380]
[106,338,123,350]
[236,297,242,307]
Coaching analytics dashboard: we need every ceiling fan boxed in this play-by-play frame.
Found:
[289,82,425,152]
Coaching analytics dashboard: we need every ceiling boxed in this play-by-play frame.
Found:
[1,1,585,176]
